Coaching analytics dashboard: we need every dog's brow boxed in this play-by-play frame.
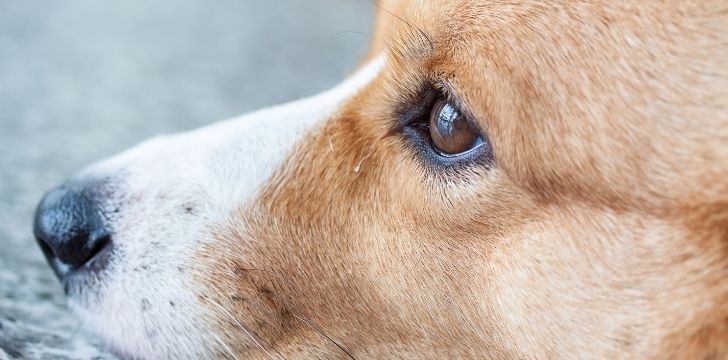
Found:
[360,0,434,54]
[387,23,435,62]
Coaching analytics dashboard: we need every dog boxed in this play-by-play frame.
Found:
[32,0,727,358]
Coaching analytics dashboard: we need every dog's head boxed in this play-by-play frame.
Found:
[33,1,727,358]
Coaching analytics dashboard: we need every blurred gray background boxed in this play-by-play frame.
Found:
[0,1,371,358]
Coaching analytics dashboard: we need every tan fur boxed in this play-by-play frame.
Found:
[195,1,727,358]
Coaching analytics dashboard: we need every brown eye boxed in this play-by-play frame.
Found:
[429,99,483,156]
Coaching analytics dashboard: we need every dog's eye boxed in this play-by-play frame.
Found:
[399,88,493,170]
[428,99,483,157]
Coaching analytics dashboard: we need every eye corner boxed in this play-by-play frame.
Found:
[394,85,439,130]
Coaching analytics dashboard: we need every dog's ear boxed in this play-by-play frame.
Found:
[363,0,410,61]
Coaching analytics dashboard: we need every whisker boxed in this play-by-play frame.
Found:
[235,267,269,272]
[292,313,356,360]
[327,30,370,42]
[208,299,276,359]
[211,332,239,360]
[346,0,434,50]
[223,265,351,360]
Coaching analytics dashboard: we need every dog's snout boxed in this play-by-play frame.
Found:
[33,181,112,279]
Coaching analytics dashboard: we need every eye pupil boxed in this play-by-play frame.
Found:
[429,99,481,156]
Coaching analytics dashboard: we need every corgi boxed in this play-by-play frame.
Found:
[33,0,727,358]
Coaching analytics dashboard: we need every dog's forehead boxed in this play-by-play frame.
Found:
[377,0,727,210]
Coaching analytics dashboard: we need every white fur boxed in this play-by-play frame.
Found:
[70,54,386,359]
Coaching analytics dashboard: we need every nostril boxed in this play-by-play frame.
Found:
[33,181,112,278]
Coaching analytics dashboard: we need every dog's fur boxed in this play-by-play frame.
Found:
[44,1,727,358]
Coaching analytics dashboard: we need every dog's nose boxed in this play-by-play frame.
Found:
[33,182,111,279]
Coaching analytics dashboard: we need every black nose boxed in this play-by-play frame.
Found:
[33,182,111,279]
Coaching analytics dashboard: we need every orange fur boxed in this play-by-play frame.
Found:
[195,1,727,358]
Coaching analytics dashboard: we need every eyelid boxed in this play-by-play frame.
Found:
[393,79,484,139]
[398,80,496,170]
[393,85,438,131]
